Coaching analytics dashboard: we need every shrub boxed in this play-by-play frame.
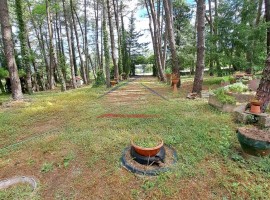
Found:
[224,82,248,93]
[93,70,106,87]
[213,88,236,104]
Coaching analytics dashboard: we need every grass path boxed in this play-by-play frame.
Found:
[0,77,270,199]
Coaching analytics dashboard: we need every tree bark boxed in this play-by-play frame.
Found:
[145,0,165,81]
[208,0,214,76]
[46,0,66,91]
[94,0,101,70]
[15,0,33,94]
[113,0,123,75]
[256,54,270,112]
[265,0,270,54]
[103,0,111,87]
[84,0,90,83]
[62,0,77,89]
[70,0,87,84]
[163,0,180,85]
[106,0,119,80]
[192,0,206,94]
[0,0,23,100]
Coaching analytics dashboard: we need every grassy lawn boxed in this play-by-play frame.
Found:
[0,77,270,199]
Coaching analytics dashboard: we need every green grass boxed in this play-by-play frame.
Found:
[0,79,270,199]
[0,184,39,200]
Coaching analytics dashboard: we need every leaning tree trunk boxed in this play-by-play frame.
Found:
[192,0,205,94]
[0,0,23,100]
[256,54,270,112]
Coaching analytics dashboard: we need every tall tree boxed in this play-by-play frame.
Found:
[70,0,87,84]
[145,0,165,81]
[46,0,66,91]
[62,0,77,89]
[265,0,270,53]
[192,0,205,94]
[163,0,180,85]
[0,0,23,100]
[103,0,111,87]
[15,0,33,94]
[106,0,119,80]
[256,54,270,112]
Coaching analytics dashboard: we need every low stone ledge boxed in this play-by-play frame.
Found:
[208,94,236,112]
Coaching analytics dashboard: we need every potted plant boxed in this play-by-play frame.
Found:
[131,135,164,157]
[250,98,262,114]
[110,80,117,87]
[237,127,270,156]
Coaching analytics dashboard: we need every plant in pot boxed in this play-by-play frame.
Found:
[131,134,164,157]
[171,74,179,92]
[249,98,262,114]
[165,68,172,85]
[110,80,117,87]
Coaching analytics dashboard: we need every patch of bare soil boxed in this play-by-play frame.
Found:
[238,127,270,142]
[97,113,160,118]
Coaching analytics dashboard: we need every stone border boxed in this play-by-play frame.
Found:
[208,94,236,112]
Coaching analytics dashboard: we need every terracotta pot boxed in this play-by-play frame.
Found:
[131,139,164,157]
[110,80,116,86]
[172,78,179,92]
[250,104,261,114]
[171,79,179,84]
[237,128,270,156]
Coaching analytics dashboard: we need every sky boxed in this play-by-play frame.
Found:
[130,0,195,52]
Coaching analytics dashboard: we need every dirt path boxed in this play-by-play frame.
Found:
[100,76,170,112]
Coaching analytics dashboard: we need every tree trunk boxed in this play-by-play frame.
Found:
[103,0,111,87]
[192,0,206,94]
[208,0,214,76]
[94,0,101,70]
[214,0,221,76]
[46,0,55,89]
[70,0,87,84]
[15,0,33,94]
[84,0,90,83]
[106,0,119,80]
[46,0,66,91]
[145,0,165,81]
[113,0,123,75]
[62,0,77,89]
[265,0,270,54]
[256,54,270,112]
[163,0,180,85]
[0,0,23,100]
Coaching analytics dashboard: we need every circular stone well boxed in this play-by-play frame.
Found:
[121,145,177,176]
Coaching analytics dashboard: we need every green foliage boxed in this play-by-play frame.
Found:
[165,68,172,74]
[203,76,229,85]
[0,68,8,79]
[41,162,54,173]
[224,82,248,93]
[213,88,236,104]
[93,70,105,87]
